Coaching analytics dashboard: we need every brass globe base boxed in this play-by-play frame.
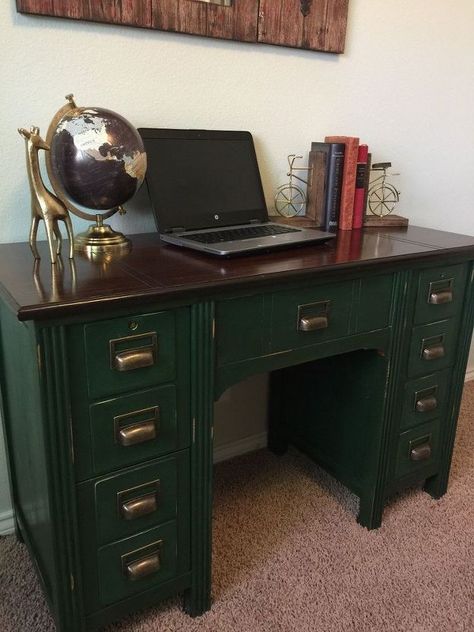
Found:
[74,223,131,261]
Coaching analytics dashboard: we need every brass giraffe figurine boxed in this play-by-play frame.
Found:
[18,126,74,263]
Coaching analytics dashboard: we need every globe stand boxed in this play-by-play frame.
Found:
[74,214,131,258]
[45,94,146,262]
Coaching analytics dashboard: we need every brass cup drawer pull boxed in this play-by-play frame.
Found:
[422,344,445,361]
[429,289,453,305]
[114,347,155,372]
[298,315,329,332]
[118,420,157,447]
[415,395,438,413]
[410,442,432,462]
[110,332,158,372]
[125,552,161,581]
[121,493,158,521]
[114,405,160,447]
[297,300,330,333]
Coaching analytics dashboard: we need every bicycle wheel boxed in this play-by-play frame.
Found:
[368,183,399,217]
[274,184,306,217]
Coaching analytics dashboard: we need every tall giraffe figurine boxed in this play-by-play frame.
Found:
[18,126,74,263]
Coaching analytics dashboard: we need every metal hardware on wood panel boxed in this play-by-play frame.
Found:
[122,541,162,582]
[117,479,160,521]
[192,0,233,6]
[300,0,313,17]
[422,344,445,361]
[415,395,438,413]
[427,279,453,305]
[297,300,330,332]
[409,435,432,462]
[109,332,158,372]
[420,335,446,361]
[114,406,159,447]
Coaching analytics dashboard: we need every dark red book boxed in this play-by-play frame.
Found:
[352,144,369,229]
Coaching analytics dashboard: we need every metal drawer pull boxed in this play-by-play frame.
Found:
[125,552,161,581]
[118,420,157,447]
[110,332,158,372]
[415,395,438,413]
[298,315,329,332]
[114,347,155,371]
[410,443,432,462]
[115,406,159,447]
[121,493,158,520]
[429,289,453,305]
[422,344,445,361]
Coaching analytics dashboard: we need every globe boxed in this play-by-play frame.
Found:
[48,105,146,211]
[45,95,147,258]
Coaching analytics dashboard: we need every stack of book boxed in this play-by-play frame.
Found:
[305,136,371,232]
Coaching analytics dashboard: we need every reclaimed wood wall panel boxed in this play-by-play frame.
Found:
[152,0,258,42]
[258,0,348,53]
[16,0,348,54]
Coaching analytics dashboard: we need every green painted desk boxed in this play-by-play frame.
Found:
[0,226,473,631]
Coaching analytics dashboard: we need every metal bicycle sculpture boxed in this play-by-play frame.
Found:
[368,162,401,217]
[274,154,312,217]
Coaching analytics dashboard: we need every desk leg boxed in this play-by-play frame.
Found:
[357,492,383,530]
[267,370,289,455]
[184,303,214,617]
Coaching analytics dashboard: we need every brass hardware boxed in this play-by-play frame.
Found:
[122,541,162,582]
[422,344,445,361]
[428,279,453,305]
[192,0,232,5]
[410,442,432,462]
[114,406,159,447]
[121,494,158,520]
[300,0,313,17]
[415,395,438,413]
[128,321,139,331]
[429,290,453,305]
[118,480,160,521]
[297,300,330,332]
[110,332,157,371]
[298,315,329,332]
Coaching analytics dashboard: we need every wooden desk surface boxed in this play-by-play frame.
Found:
[0,226,473,320]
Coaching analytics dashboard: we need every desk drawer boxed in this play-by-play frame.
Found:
[84,311,177,399]
[414,264,467,325]
[407,319,458,377]
[395,420,440,479]
[96,521,183,608]
[77,452,188,546]
[271,281,352,351]
[400,370,451,431]
[88,385,185,475]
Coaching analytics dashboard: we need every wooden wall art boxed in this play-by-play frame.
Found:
[16,1,349,54]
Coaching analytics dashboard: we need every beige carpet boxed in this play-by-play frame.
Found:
[1,382,473,632]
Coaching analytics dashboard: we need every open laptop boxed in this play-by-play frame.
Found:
[139,128,335,257]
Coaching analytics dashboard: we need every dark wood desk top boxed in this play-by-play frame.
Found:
[0,226,473,321]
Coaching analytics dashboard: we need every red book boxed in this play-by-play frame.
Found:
[324,135,359,230]
[352,144,369,229]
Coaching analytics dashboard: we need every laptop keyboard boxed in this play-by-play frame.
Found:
[184,224,300,244]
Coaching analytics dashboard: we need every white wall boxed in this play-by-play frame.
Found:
[1,1,474,527]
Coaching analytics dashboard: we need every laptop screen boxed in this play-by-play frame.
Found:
[139,129,268,233]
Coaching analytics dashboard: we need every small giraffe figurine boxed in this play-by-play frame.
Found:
[18,126,74,263]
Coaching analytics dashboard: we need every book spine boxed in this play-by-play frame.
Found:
[324,136,360,230]
[306,145,330,228]
[352,144,369,229]
[362,152,372,223]
[324,144,345,232]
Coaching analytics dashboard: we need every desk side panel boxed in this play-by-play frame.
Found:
[0,303,56,602]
